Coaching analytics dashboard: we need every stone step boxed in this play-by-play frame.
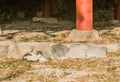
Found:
[0,41,119,59]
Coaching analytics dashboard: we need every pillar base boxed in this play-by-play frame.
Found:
[65,29,99,42]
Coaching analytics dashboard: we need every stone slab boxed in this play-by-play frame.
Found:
[85,45,107,58]
[101,43,120,52]
[0,41,118,59]
[7,42,20,59]
[67,44,86,58]
[7,42,52,59]
[66,29,99,42]
[7,42,37,59]
[51,44,68,59]
[33,42,51,59]
[0,45,9,56]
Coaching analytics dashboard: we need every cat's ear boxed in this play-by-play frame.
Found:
[36,51,43,55]
[23,53,32,61]
[24,53,32,56]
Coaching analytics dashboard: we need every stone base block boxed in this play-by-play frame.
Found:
[67,44,107,58]
[66,29,99,42]
[51,44,68,59]
[8,42,52,59]
[67,44,86,58]
[0,45,9,56]
[86,45,107,58]
[32,17,58,23]
[101,43,120,52]
[0,41,117,59]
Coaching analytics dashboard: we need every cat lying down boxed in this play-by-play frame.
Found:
[23,51,48,62]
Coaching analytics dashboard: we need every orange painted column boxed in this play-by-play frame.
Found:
[76,0,93,30]
[42,0,52,18]
[113,0,120,20]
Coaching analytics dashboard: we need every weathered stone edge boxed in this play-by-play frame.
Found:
[0,41,119,59]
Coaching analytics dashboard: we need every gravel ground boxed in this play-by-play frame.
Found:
[0,51,120,82]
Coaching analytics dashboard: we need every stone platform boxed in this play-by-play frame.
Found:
[0,41,120,60]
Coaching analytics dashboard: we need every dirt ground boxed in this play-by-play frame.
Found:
[0,51,120,82]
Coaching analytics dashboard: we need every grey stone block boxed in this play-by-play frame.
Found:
[66,29,99,42]
[0,45,9,56]
[7,43,20,59]
[17,42,37,57]
[7,42,51,59]
[51,44,68,59]
[4,41,118,59]
[68,44,86,58]
[101,43,120,52]
[86,45,107,58]
[8,42,37,59]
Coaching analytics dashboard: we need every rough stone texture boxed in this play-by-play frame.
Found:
[0,41,13,45]
[33,42,51,59]
[0,41,116,59]
[67,44,86,58]
[66,29,99,42]
[0,45,9,56]
[7,42,51,59]
[7,42,38,59]
[86,45,107,58]
[7,43,20,59]
[32,17,58,23]
[101,43,120,52]
[51,44,68,59]
[17,42,37,57]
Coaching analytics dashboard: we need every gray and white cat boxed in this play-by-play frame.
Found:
[23,51,47,62]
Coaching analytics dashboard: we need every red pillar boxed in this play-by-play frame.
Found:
[113,0,120,20]
[76,0,93,30]
[42,0,52,18]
